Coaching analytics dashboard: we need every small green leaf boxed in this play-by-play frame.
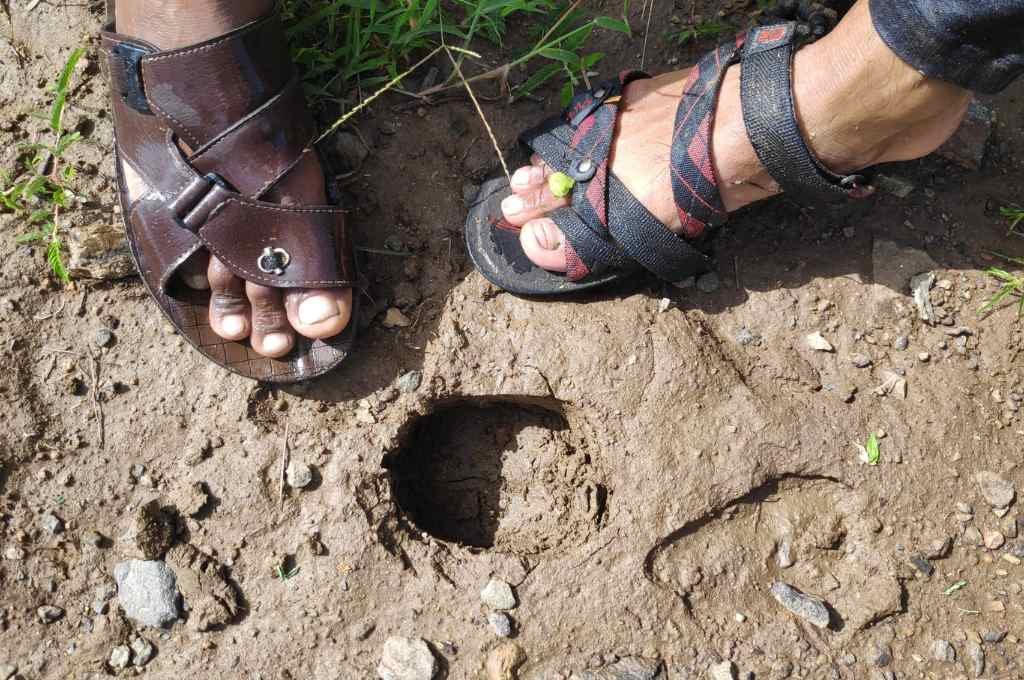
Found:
[865,433,880,466]
[944,580,968,595]
[47,239,70,284]
[594,16,631,34]
[539,47,579,64]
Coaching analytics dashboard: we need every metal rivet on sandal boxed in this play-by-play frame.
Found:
[257,247,290,276]
[570,158,597,182]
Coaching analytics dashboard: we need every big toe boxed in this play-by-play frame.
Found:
[520,218,568,272]
[284,288,353,340]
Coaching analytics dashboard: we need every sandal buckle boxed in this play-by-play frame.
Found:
[257,247,290,276]
[169,172,236,233]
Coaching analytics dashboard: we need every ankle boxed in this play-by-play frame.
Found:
[116,0,274,48]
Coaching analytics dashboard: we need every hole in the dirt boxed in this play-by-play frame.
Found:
[386,400,593,552]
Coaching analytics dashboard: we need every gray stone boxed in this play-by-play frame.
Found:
[840,653,856,667]
[867,643,891,667]
[908,554,934,577]
[982,629,1006,643]
[931,639,955,663]
[488,612,513,638]
[480,578,516,611]
[397,370,422,393]
[976,471,1015,508]
[286,460,314,489]
[910,272,937,324]
[0,665,16,680]
[893,335,909,351]
[41,511,64,534]
[850,353,872,368]
[129,463,145,480]
[109,645,131,671]
[708,661,736,680]
[770,581,830,628]
[114,560,180,628]
[735,327,756,346]
[572,657,663,680]
[869,671,895,680]
[95,328,114,348]
[777,541,795,569]
[377,637,437,680]
[37,605,64,623]
[875,174,916,199]
[966,640,984,676]
[130,637,155,667]
[82,530,104,547]
[696,272,720,294]
[963,526,983,546]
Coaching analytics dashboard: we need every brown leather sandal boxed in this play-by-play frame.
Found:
[100,6,358,383]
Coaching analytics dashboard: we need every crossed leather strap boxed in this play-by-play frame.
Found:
[506,21,873,286]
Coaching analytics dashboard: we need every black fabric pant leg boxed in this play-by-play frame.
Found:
[869,0,1024,94]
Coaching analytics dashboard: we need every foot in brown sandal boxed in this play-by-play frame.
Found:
[105,0,356,381]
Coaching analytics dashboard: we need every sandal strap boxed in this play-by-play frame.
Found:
[101,7,353,293]
[669,36,745,238]
[739,22,874,201]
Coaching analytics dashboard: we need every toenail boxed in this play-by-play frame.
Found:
[298,296,338,326]
[530,166,545,184]
[502,195,524,216]
[532,222,561,251]
[262,333,292,355]
[511,167,532,187]
[221,315,247,337]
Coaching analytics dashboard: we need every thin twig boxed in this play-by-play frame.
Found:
[279,419,290,507]
[641,0,656,69]
[444,46,510,183]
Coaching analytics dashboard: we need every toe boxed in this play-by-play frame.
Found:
[502,164,570,227]
[207,256,251,341]
[245,281,294,358]
[284,288,353,340]
[179,251,210,290]
[520,218,569,272]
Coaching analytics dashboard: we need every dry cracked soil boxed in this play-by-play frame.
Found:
[2,1,1024,679]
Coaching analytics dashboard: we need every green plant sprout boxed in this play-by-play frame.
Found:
[1001,205,1024,237]
[2,47,86,284]
[672,19,731,47]
[979,253,1024,318]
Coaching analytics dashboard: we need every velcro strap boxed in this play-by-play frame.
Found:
[137,12,294,150]
[168,174,354,288]
[739,22,872,202]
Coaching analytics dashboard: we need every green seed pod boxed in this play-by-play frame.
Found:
[548,171,575,198]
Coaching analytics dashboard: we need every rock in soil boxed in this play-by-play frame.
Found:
[485,643,526,680]
[481,578,517,610]
[397,370,422,393]
[571,657,664,680]
[937,98,995,170]
[66,220,135,280]
[966,640,984,676]
[40,511,63,534]
[109,645,131,671]
[975,471,1015,509]
[130,637,155,667]
[770,581,830,628]
[805,331,834,352]
[707,661,736,680]
[488,612,514,638]
[931,639,955,663]
[114,560,180,628]
[36,605,64,624]
[286,460,314,489]
[377,637,438,680]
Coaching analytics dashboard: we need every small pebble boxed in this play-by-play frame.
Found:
[130,637,155,667]
[41,512,64,534]
[109,645,131,671]
[708,661,736,680]
[488,612,514,638]
[377,637,437,680]
[382,308,412,328]
[982,629,1006,643]
[917,352,930,362]
[37,605,64,624]
[286,460,314,489]
[480,579,517,611]
[893,335,909,351]
[130,463,146,480]
[770,581,830,628]
[931,639,955,663]
[806,331,834,352]
[94,328,114,347]
[850,353,872,368]
[397,370,422,393]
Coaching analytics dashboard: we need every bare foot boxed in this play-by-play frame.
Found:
[501,0,971,271]
[117,0,352,359]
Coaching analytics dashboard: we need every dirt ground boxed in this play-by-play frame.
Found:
[2,1,1024,679]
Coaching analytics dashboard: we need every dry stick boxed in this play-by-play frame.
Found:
[314,45,446,145]
[641,0,656,70]
[444,47,510,184]
[279,419,290,507]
